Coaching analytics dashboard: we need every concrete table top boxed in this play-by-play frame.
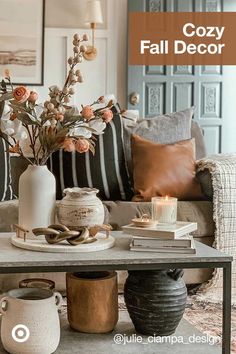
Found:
[0,232,232,274]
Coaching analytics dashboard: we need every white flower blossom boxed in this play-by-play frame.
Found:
[42,120,51,127]
[14,129,28,141]
[1,112,28,142]
[70,123,92,139]
[89,119,106,135]
[34,104,45,119]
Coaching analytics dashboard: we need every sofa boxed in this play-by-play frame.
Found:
[0,114,214,292]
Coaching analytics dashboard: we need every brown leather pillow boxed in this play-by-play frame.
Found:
[131,135,203,201]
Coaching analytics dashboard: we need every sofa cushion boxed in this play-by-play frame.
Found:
[0,137,13,201]
[48,105,133,201]
[0,200,18,232]
[131,135,203,201]
[123,107,194,177]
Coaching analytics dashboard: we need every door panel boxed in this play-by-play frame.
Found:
[200,83,222,119]
[146,83,165,116]
[147,0,166,12]
[201,66,222,75]
[173,66,194,75]
[174,0,195,12]
[128,0,236,154]
[201,0,223,12]
[173,83,194,112]
[146,66,166,75]
[203,126,221,154]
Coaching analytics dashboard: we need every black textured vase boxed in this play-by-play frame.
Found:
[124,269,187,336]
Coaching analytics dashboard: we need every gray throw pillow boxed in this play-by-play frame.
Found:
[191,121,206,160]
[123,107,194,178]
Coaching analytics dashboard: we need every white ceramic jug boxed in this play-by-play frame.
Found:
[57,187,105,228]
[0,288,62,354]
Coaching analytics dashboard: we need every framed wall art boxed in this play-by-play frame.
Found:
[0,0,45,85]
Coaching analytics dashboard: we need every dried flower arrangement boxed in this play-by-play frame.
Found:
[0,33,114,165]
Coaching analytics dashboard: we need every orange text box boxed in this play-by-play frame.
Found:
[129,12,236,65]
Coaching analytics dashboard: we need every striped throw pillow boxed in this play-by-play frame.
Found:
[48,106,133,201]
[0,137,13,201]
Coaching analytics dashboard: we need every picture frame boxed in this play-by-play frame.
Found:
[0,0,45,86]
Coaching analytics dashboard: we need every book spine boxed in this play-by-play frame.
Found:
[133,236,192,248]
[130,246,196,254]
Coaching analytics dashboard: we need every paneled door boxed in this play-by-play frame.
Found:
[127,0,236,154]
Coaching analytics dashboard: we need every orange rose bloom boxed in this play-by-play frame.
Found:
[56,113,64,122]
[81,105,94,120]
[63,138,75,152]
[13,86,30,103]
[102,109,113,123]
[28,91,39,103]
[9,143,20,154]
[76,138,90,153]
[10,113,17,121]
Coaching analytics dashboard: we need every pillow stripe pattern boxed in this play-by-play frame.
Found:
[0,137,13,201]
[48,105,133,201]
[110,120,126,200]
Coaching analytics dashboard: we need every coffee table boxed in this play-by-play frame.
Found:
[0,232,232,354]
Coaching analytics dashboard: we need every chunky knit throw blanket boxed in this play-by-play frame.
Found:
[196,154,236,304]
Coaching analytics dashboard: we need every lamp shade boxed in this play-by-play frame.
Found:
[85,0,103,24]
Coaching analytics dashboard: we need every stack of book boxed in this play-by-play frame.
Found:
[122,221,197,254]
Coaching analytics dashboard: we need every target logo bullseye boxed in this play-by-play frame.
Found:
[11,324,30,343]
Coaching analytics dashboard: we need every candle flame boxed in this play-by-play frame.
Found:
[165,195,169,201]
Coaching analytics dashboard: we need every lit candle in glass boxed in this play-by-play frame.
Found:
[152,196,177,224]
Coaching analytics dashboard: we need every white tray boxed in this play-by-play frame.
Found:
[11,233,115,253]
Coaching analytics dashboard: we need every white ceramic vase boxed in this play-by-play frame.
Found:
[57,187,104,228]
[19,165,56,239]
[0,288,62,354]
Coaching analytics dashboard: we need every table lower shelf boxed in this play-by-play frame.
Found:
[0,309,220,354]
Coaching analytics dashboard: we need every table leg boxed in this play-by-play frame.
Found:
[222,263,232,354]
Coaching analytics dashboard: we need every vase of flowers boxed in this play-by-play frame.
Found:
[0,33,114,238]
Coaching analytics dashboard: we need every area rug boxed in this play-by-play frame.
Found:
[197,155,236,304]
[184,297,236,353]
